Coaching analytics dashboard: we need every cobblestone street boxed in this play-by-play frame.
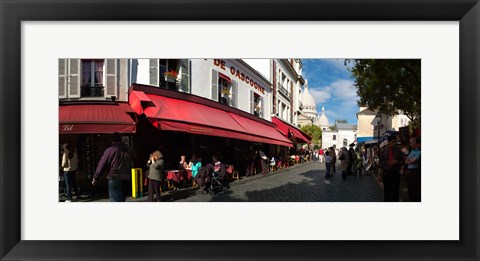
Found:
[176,161,384,202]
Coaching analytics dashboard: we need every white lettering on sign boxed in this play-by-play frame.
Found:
[62,125,74,131]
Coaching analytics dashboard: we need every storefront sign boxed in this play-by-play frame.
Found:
[190,127,213,134]
[61,124,74,132]
[214,59,266,94]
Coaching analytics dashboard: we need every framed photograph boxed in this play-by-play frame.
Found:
[1,0,478,260]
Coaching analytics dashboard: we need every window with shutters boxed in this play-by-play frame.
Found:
[81,59,105,97]
[159,59,179,90]
[250,91,263,118]
[212,70,237,108]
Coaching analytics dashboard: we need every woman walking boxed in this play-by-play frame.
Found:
[61,143,78,202]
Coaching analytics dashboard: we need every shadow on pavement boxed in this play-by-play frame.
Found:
[204,168,384,202]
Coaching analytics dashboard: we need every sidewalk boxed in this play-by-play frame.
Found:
[76,160,317,202]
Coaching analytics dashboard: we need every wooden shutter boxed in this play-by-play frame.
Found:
[179,59,190,93]
[211,69,218,101]
[230,81,238,108]
[68,59,80,98]
[105,59,118,98]
[250,91,254,114]
[258,96,263,118]
[58,59,67,98]
[149,59,159,87]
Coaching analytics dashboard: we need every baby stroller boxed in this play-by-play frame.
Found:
[194,167,209,194]
[205,163,229,195]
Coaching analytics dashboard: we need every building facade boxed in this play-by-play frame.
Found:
[272,59,304,125]
[297,80,319,128]
[132,59,273,121]
[60,58,299,195]
[59,59,135,190]
[356,106,411,143]
[59,59,130,102]
[321,123,357,149]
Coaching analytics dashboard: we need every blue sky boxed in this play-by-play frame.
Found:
[302,59,359,125]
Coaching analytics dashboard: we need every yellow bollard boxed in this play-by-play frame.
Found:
[131,168,143,198]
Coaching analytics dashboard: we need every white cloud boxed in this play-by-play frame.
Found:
[331,79,357,100]
[322,58,356,71]
[307,79,358,112]
[309,88,331,103]
[325,110,341,119]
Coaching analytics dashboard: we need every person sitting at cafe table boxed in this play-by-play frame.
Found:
[180,155,188,169]
[191,154,202,178]
[188,154,196,169]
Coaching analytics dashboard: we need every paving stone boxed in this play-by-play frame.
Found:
[175,162,384,202]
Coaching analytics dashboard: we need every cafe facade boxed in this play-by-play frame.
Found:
[58,58,136,191]
[59,58,304,196]
[128,59,293,172]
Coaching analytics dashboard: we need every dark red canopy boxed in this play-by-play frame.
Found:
[59,103,136,134]
[272,116,312,144]
[129,90,292,147]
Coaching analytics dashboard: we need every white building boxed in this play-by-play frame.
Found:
[273,59,304,125]
[296,80,330,132]
[321,123,357,149]
[132,59,272,120]
[318,106,330,131]
[297,80,319,128]
[243,59,305,126]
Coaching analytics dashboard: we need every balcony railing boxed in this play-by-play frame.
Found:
[277,82,290,99]
[81,85,104,97]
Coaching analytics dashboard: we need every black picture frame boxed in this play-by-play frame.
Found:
[1,0,478,260]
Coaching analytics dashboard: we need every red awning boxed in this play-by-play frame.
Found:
[272,116,312,144]
[129,91,292,147]
[59,103,136,134]
[129,90,153,115]
[219,73,232,83]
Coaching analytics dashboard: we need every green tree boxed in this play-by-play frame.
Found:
[347,59,421,127]
[301,124,322,147]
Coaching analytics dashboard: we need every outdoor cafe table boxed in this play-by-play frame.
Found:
[165,169,192,183]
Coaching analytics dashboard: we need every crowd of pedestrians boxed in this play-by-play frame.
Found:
[318,134,421,202]
[60,131,421,203]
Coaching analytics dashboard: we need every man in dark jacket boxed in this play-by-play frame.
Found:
[347,144,355,176]
[92,132,135,202]
[379,135,404,202]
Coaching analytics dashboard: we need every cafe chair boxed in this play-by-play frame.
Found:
[269,164,276,173]
[232,171,240,180]
[160,180,174,192]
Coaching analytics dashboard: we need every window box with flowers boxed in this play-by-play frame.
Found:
[164,69,178,83]
[254,104,262,116]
